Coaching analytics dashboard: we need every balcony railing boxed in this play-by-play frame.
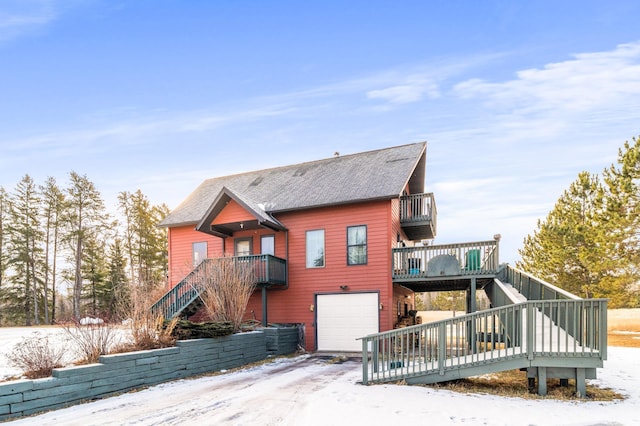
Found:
[393,240,499,281]
[399,193,436,240]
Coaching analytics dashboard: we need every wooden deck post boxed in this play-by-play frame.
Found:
[537,367,547,396]
[261,287,268,326]
[575,368,586,397]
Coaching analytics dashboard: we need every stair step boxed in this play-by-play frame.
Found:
[503,283,527,302]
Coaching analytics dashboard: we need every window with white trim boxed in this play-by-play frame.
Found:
[306,229,325,268]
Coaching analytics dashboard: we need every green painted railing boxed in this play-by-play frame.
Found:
[400,192,437,226]
[360,299,607,385]
[151,255,287,319]
[393,240,499,280]
[500,265,580,301]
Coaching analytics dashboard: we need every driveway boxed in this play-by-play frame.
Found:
[6,348,640,425]
[8,355,362,425]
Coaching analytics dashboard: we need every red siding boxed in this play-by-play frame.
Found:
[167,199,410,351]
[247,200,395,350]
[213,200,254,224]
[167,226,222,287]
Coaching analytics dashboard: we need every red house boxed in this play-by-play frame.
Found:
[158,142,436,352]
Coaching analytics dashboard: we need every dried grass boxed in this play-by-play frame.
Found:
[6,332,66,379]
[427,369,624,401]
[116,285,178,351]
[60,322,119,364]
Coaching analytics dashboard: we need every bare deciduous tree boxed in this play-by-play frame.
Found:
[198,257,256,332]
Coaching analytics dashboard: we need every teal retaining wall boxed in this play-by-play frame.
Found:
[0,327,299,421]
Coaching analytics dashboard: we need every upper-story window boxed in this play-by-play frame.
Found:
[193,242,207,266]
[347,225,367,265]
[306,229,325,268]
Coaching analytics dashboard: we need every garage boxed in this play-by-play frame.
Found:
[316,292,379,352]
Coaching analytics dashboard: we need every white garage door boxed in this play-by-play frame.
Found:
[316,292,379,352]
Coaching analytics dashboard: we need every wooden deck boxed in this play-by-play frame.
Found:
[392,240,499,291]
[361,261,608,397]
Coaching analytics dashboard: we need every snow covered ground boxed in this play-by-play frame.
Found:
[1,328,638,426]
[0,326,130,381]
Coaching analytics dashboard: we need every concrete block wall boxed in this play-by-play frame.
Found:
[0,328,299,421]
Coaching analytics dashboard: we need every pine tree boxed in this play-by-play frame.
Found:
[81,235,109,317]
[118,190,168,292]
[0,187,9,324]
[6,175,45,325]
[64,172,109,319]
[40,177,66,324]
[601,137,640,307]
[519,138,640,307]
[518,172,607,298]
[107,237,129,319]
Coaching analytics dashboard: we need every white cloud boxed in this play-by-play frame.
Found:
[0,0,59,42]
[453,41,640,115]
[367,78,440,104]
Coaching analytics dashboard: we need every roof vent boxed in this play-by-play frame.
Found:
[249,176,263,186]
[334,152,340,157]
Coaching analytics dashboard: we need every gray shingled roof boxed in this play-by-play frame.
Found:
[159,142,427,227]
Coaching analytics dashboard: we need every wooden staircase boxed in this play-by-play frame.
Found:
[151,254,287,320]
[360,265,607,397]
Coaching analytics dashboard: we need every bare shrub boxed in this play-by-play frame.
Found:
[118,285,177,351]
[198,257,257,332]
[6,332,66,379]
[61,321,119,364]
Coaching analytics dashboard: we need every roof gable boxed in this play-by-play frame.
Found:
[160,142,427,227]
[195,187,286,237]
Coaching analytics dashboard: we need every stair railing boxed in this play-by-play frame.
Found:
[500,265,579,301]
[151,254,288,319]
[360,299,607,385]
[151,259,214,319]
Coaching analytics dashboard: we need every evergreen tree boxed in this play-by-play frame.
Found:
[519,137,640,307]
[63,172,109,319]
[6,175,45,325]
[107,237,129,319]
[518,172,606,298]
[81,234,109,317]
[601,136,640,307]
[0,187,9,324]
[118,190,168,292]
[40,177,66,324]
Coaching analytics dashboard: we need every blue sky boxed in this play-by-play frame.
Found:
[1,1,640,263]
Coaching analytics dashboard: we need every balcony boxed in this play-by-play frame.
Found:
[235,254,288,286]
[400,193,436,240]
[392,240,499,291]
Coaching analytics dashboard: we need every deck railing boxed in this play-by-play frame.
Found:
[151,254,287,319]
[399,192,436,226]
[393,240,499,280]
[500,265,580,301]
[360,299,607,384]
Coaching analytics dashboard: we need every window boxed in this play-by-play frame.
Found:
[261,235,275,256]
[306,230,325,268]
[235,238,252,256]
[192,242,207,266]
[347,225,367,265]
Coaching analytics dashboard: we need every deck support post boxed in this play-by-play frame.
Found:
[537,367,547,396]
[575,368,586,397]
[261,286,268,326]
[466,277,477,352]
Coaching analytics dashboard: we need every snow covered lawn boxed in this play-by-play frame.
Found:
[1,326,131,381]
[3,345,639,425]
